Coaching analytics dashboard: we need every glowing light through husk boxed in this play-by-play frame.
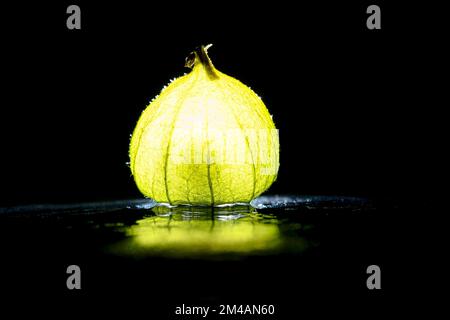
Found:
[129,45,279,206]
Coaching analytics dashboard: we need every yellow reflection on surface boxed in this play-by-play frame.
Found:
[113,205,282,257]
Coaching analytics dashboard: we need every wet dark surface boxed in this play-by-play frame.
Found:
[0,195,425,318]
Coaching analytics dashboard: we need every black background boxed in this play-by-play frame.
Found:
[1,1,444,206]
[0,1,445,318]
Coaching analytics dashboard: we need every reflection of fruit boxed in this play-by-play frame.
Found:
[130,45,279,206]
[123,206,282,256]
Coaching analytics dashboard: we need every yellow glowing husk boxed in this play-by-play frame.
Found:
[130,45,279,205]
